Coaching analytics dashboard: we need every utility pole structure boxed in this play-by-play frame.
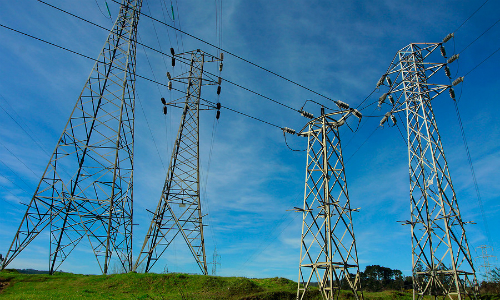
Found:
[134,49,223,274]
[1,0,141,275]
[285,103,364,300]
[476,245,495,282]
[377,40,478,300]
[210,247,221,276]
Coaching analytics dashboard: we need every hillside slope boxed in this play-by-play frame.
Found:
[0,270,435,300]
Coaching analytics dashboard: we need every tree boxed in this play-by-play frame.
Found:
[490,267,500,283]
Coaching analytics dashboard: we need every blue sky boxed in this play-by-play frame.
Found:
[0,0,499,281]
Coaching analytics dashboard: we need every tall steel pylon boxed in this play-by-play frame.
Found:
[134,49,223,274]
[290,105,364,300]
[475,245,495,282]
[1,0,142,274]
[377,42,478,300]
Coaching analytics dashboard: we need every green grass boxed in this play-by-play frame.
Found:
[2,270,495,300]
[0,270,308,300]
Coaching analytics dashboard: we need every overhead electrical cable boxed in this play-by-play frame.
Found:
[94,0,112,20]
[144,0,170,73]
[36,0,301,113]
[451,97,492,248]
[459,16,500,54]
[345,127,379,164]
[138,33,164,97]
[136,93,167,172]
[453,0,491,34]
[0,184,25,210]
[108,0,336,103]
[0,159,34,194]
[36,1,394,120]
[0,96,51,158]
[0,22,283,131]
[463,45,500,77]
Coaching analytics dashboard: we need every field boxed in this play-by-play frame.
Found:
[0,270,497,300]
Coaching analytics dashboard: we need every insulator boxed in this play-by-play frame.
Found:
[352,109,362,119]
[442,32,454,43]
[300,110,314,119]
[445,66,451,78]
[167,72,171,80]
[220,52,224,61]
[282,127,296,135]
[440,45,446,57]
[380,115,388,126]
[336,100,349,109]
[217,86,221,95]
[336,119,345,127]
[218,77,222,85]
[391,114,397,125]
[388,94,394,105]
[449,87,456,100]
[447,54,459,64]
[378,93,387,106]
[385,76,392,86]
[171,57,176,67]
[170,47,175,55]
[163,106,167,115]
[216,110,220,120]
[452,76,464,86]
[376,74,386,88]
[219,62,223,72]
[168,81,172,90]
[161,97,166,105]
[216,102,221,110]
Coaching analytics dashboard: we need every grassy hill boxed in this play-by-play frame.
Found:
[0,269,460,300]
[1,270,305,300]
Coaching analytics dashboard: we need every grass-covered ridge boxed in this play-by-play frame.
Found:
[0,270,307,300]
[3,269,497,300]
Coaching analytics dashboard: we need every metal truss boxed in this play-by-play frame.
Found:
[1,0,142,274]
[134,49,222,274]
[377,43,478,300]
[295,108,364,300]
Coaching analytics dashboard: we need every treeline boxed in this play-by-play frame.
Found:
[339,265,500,294]
[340,265,411,292]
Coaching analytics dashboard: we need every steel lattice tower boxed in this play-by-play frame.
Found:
[1,0,142,274]
[377,42,478,300]
[295,107,364,300]
[134,49,222,274]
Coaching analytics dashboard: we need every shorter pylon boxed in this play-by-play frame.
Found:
[294,105,364,300]
[134,49,223,274]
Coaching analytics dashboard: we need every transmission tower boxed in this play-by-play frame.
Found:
[285,104,363,300]
[476,245,495,281]
[1,0,141,274]
[377,41,478,299]
[134,49,223,274]
[210,247,221,276]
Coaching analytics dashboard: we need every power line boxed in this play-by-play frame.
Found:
[108,0,336,103]
[136,92,167,172]
[464,44,500,77]
[36,0,300,113]
[143,0,170,75]
[460,16,500,54]
[453,0,491,34]
[451,96,493,249]
[0,94,51,158]
[345,126,379,164]
[0,21,283,130]
[93,0,112,21]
